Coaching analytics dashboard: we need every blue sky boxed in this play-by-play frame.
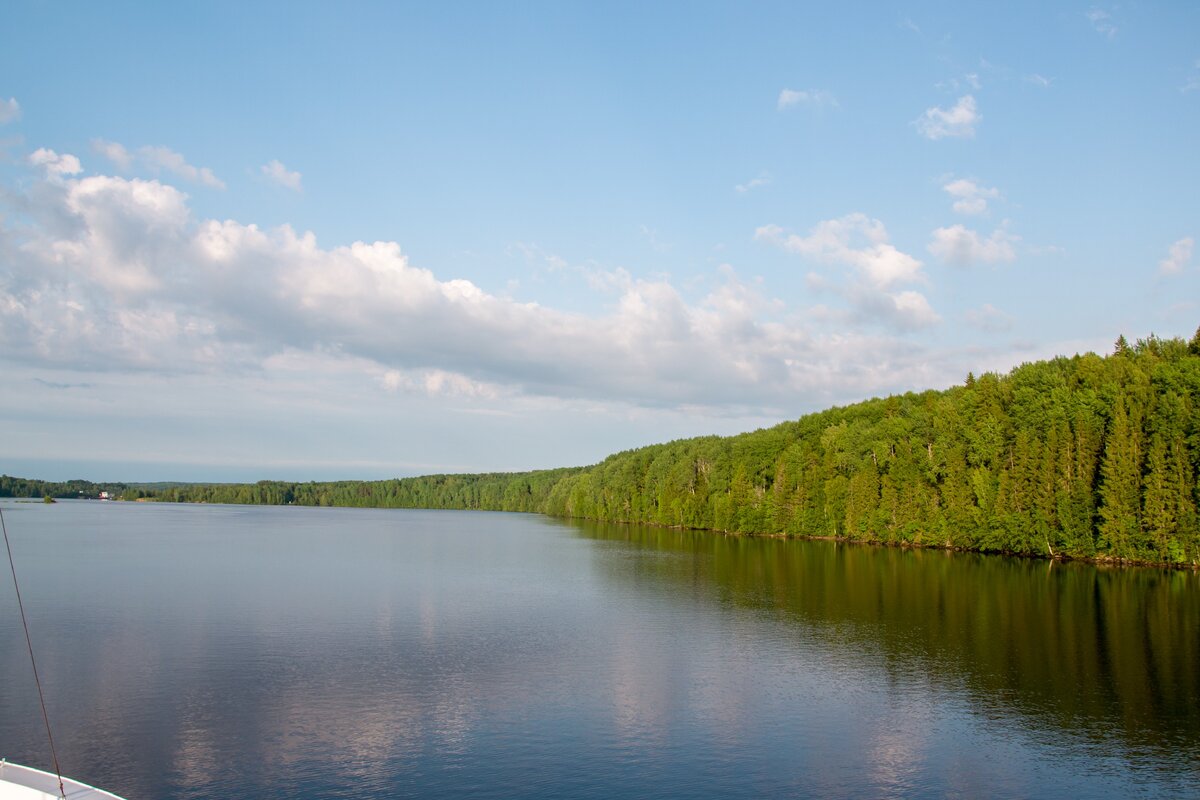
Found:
[1,1,1197,482]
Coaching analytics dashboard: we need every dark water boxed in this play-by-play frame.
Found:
[1,501,1197,799]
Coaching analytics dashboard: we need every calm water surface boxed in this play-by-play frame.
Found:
[1,500,1197,799]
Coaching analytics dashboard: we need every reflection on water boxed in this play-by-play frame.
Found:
[568,521,1200,752]
[1,501,1197,799]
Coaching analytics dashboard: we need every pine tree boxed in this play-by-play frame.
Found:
[1099,395,1143,559]
[1142,433,1179,561]
[1142,391,1198,562]
[845,458,880,539]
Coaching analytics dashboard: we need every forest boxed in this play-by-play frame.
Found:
[5,330,1199,565]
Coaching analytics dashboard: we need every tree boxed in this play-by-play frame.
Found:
[1099,395,1143,559]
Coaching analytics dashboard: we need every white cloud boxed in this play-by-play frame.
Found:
[914,95,979,140]
[61,175,191,293]
[927,224,1017,266]
[885,290,940,329]
[90,140,221,189]
[1024,74,1052,88]
[964,303,1014,332]
[0,98,19,125]
[28,148,83,178]
[91,138,133,170]
[137,145,224,189]
[735,173,771,194]
[756,214,925,289]
[1158,237,1194,275]
[260,159,303,192]
[756,214,937,330]
[1086,8,1117,39]
[778,88,838,110]
[0,163,957,411]
[942,178,1000,215]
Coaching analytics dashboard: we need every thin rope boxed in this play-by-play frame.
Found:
[1,504,66,800]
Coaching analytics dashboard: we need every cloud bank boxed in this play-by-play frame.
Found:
[1,155,965,414]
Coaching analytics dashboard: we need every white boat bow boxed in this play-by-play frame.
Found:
[0,761,126,800]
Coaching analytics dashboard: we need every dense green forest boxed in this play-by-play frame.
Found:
[5,331,1199,565]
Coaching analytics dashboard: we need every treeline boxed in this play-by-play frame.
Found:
[145,468,582,511]
[10,330,1200,565]
[0,475,131,499]
[534,332,1200,565]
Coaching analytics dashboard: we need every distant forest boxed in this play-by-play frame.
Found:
[5,330,1199,566]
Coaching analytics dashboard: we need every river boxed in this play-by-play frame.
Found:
[1,500,1196,798]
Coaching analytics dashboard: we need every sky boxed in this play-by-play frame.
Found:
[1,1,1198,482]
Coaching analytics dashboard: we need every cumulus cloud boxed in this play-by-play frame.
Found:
[1086,8,1117,39]
[1158,237,1194,275]
[28,148,83,177]
[756,214,925,289]
[942,177,1000,215]
[778,88,838,110]
[261,159,302,192]
[927,224,1017,266]
[0,162,957,411]
[914,95,979,140]
[856,289,940,330]
[756,214,937,330]
[0,97,19,125]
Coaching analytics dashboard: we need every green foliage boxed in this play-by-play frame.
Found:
[7,331,1200,565]
[0,476,132,500]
